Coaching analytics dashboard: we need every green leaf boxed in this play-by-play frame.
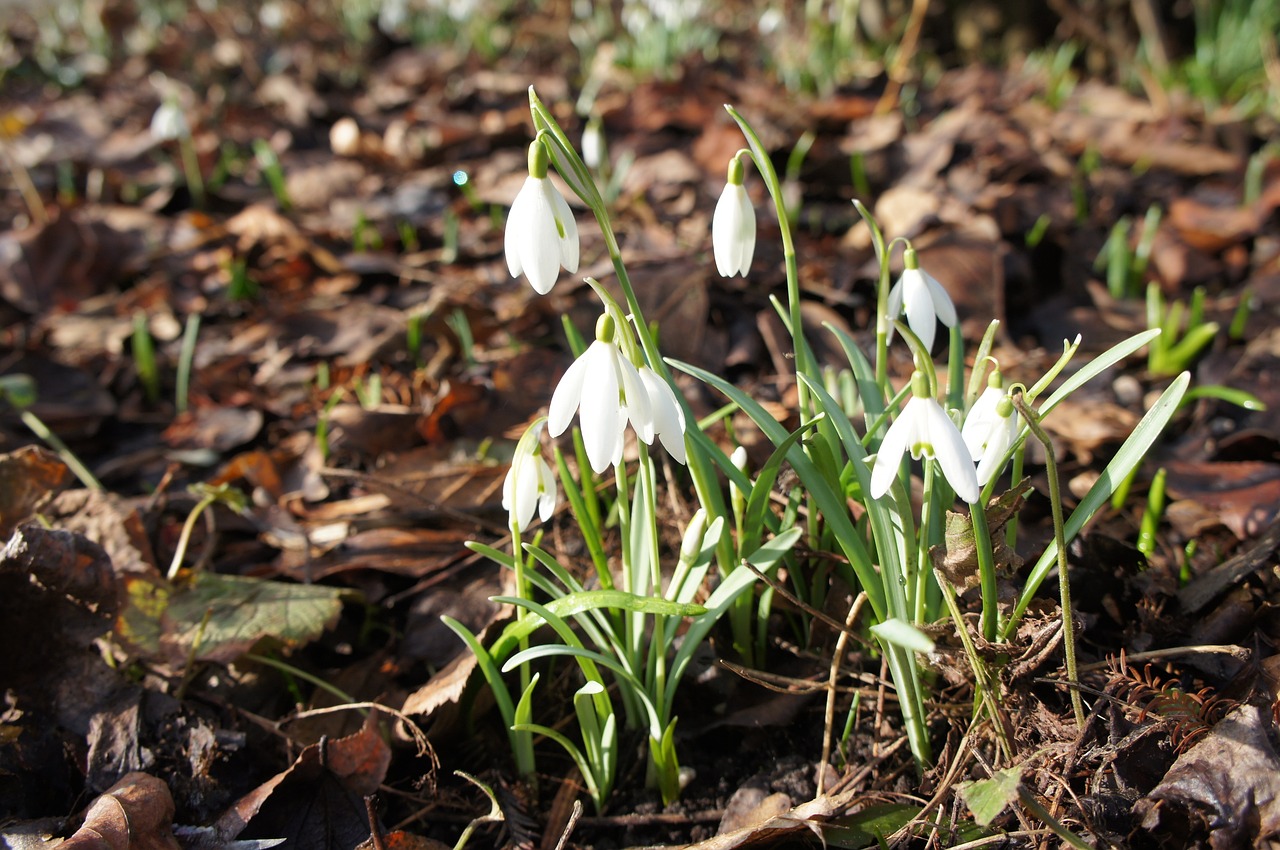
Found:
[959,766,1024,826]
[117,572,350,664]
[821,803,922,849]
[670,358,884,619]
[870,618,935,653]
[1006,371,1190,635]
[741,420,813,555]
[1037,328,1160,417]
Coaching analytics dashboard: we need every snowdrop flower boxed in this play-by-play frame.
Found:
[887,248,957,351]
[505,138,579,295]
[582,116,605,171]
[870,372,980,504]
[502,419,557,532]
[637,366,687,464]
[150,100,189,141]
[962,375,1019,487]
[712,154,755,277]
[549,314,652,474]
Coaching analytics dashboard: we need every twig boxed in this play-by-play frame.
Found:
[820,591,868,796]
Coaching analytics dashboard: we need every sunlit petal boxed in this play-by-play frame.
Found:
[923,400,980,503]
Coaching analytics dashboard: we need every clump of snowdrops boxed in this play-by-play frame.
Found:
[446,87,1188,813]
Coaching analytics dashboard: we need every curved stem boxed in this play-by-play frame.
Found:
[1012,392,1085,729]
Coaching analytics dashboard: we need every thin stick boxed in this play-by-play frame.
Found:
[819,591,868,796]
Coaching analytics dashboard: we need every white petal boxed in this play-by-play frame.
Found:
[536,457,558,522]
[639,367,686,464]
[921,269,957,327]
[579,344,623,473]
[502,454,536,531]
[901,269,937,351]
[548,345,592,437]
[546,182,580,273]
[975,416,1017,486]
[961,387,1003,460]
[508,177,563,295]
[886,279,904,342]
[614,350,652,440]
[713,184,753,277]
[923,400,980,503]
[870,400,917,498]
[504,184,532,278]
[734,187,756,274]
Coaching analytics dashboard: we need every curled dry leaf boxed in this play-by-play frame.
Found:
[61,772,181,850]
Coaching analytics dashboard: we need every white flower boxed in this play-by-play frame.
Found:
[502,422,557,532]
[582,118,605,171]
[150,101,189,141]
[712,157,755,277]
[887,251,957,351]
[962,386,1019,487]
[549,323,652,474]
[636,366,687,464]
[505,141,579,295]
[870,380,979,504]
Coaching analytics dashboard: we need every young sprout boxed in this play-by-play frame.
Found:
[505,137,580,294]
[871,371,979,504]
[887,247,957,351]
[502,419,557,533]
[712,152,755,277]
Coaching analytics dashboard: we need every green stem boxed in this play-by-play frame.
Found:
[1012,393,1085,729]
[166,493,218,579]
[725,109,811,415]
[179,135,206,209]
[19,410,102,491]
[914,463,937,625]
[972,499,1000,642]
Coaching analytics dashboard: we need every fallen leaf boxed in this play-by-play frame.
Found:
[215,713,391,850]
[61,773,181,850]
[116,572,352,665]
[1141,705,1280,848]
[0,446,75,539]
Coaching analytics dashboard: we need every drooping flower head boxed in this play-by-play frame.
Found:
[150,99,189,142]
[549,313,651,474]
[870,372,980,504]
[712,153,755,277]
[962,369,1020,487]
[887,248,957,352]
[548,310,688,474]
[505,137,580,295]
[502,418,558,533]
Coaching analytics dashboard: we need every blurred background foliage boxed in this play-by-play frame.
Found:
[2,0,1276,122]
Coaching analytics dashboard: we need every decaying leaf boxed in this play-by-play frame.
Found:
[116,571,352,665]
[932,478,1033,591]
[215,712,392,850]
[1141,705,1280,848]
[60,772,182,850]
[0,446,75,538]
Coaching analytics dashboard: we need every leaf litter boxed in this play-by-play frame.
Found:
[1,3,1279,849]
